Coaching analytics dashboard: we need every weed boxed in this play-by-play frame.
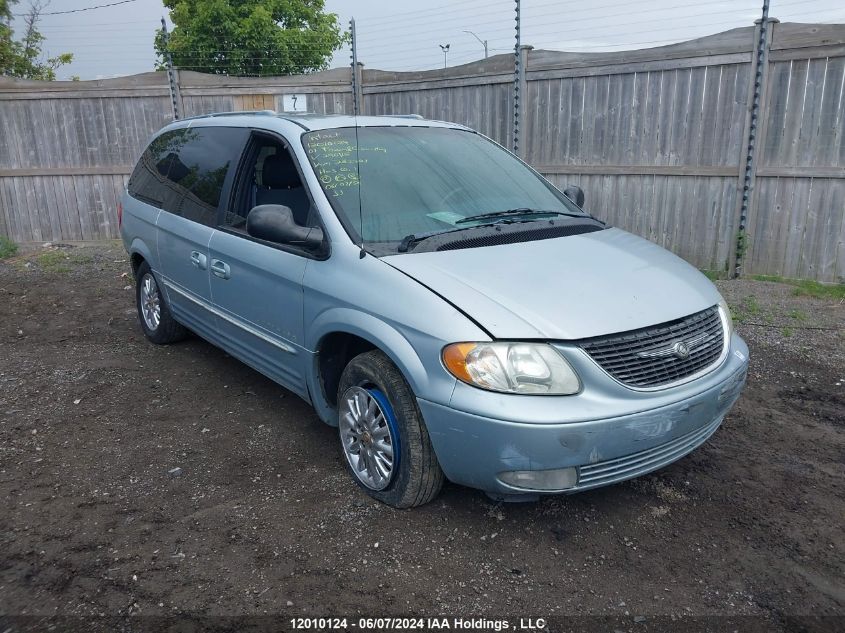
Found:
[750,274,845,300]
[701,269,727,282]
[37,250,71,273]
[744,295,761,315]
[791,280,845,301]
[0,235,18,259]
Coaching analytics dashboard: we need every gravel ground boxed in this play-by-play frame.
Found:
[0,242,843,632]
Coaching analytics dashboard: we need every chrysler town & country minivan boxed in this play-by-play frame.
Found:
[120,112,748,507]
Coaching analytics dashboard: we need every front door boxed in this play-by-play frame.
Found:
[208,132,319,398]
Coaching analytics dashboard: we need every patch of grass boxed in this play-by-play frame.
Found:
[36,250,71,273]
[781,326,794,338]
[744,295,761,315]
[788,309,808,322]
[729,295,766,325]
[701,269,728,281]
[34,249,93,273]
[791,280,845,301]
[67,251,93,265]
[750,274,845,300]
[0,235,18,259]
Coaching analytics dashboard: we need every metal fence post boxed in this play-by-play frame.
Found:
[350,17,364,116]
[160,17,182,120]
[512,0,521,155]
[732,4,775,277]
[517,45,532,160]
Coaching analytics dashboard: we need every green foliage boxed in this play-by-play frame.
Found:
[35,249,92,273]
[728,295,768,325]
[735,229,748,264]
[0,234,18,259]
[751,275,845,300]
[0,0,73,80]
[36,250,70,272]
[155,0,347,77]
[744,295,761,315]
[700,269,727,281]
[791,280,845,301]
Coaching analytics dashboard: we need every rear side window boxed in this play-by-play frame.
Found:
[127,129,186,211]
[128,126,248,226]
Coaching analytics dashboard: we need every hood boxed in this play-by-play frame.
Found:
[381,228,721,340]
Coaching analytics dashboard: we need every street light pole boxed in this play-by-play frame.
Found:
[463,30,488,59]
[439,43,450,68]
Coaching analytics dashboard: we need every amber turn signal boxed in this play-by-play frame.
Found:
[441,342,479,384]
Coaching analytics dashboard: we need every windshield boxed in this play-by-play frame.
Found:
[301,126,587,253]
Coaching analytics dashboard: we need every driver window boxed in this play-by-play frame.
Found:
[222,138,315,232]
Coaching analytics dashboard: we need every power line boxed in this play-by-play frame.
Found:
[12,0,139,17]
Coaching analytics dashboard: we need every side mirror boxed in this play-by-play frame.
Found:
[563,185,585,208]
[246,204,323,250]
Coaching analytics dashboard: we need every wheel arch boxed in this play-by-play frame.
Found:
[128,238,156,278]
[307,310,436,426]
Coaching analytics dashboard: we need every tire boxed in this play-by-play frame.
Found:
[135,261,187,345]
[337,350,445,508]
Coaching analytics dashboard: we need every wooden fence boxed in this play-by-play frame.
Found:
[0,21,843,282]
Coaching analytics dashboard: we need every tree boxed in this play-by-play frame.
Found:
[0,0,73,80]
[155,0,347,77]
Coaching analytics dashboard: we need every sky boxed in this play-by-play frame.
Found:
[9,0,845,80]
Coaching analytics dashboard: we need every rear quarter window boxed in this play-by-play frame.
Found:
[127,126,248,226]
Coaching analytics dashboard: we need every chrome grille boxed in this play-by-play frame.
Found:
[577,306,724,388]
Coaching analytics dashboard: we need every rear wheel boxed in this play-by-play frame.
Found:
[338,350,444,508]
[135,261,187,345]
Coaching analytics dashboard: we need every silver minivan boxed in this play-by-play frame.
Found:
[121,112,748,508]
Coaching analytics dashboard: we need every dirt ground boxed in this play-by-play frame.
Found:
[0,242,843,631]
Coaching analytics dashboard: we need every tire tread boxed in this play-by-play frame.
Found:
[338,350,444,508]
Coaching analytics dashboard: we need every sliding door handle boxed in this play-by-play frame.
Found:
[190,251,207,269]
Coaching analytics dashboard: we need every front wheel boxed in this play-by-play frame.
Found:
[337,350,445,508]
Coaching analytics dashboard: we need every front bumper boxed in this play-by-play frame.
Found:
[417,334,749,496]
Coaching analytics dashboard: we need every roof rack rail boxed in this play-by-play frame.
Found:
[179,109,277,122]
[385,114,424,120]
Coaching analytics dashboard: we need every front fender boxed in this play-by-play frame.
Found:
[306,308,457,426]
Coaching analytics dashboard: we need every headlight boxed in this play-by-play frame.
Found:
[718,296,734,337]
[442,342,580,395]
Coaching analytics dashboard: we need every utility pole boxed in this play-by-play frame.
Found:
[160,17,181,120]
[439,43,450,68]
[463,30,488,59]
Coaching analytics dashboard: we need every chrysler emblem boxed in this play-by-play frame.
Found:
[637,333,711,360]
[672,341,690,359]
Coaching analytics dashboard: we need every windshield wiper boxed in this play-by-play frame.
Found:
[398,208,595,253]
[398,227,468,253]
[454,208,585,225]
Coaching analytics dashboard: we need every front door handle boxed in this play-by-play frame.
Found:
[210,259,231,280]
